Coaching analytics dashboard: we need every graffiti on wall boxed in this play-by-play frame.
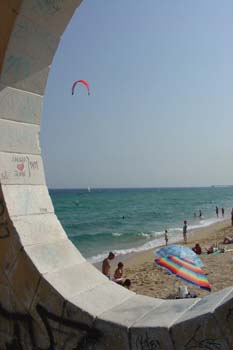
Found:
[12,155,39,178]
[31,0,65,15]
[184,325,227,350]
[0,155,40,182]
[0,199,10,239]
[2,54,30,80]
[0,302,102,350]
[135,333,161,350]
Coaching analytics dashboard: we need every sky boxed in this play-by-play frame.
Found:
[41,0,233,189]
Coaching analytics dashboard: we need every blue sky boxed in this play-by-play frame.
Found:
[41,0,233,189]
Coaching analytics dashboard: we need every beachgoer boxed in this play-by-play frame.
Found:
[223,236,233,244]
[199,210,202,218]
[206,245,214,254]
[113,262,124,284]
[192,243,202,255]
[102,252,115,278]
[231,208,233,226]
[165,229,168,246]
[123,278,131,289]
[222,208,224,218]
[216,206,219,218]
[183,220,187,244]
[206,244,219,254]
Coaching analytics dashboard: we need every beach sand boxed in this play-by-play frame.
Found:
[109,220,233,299]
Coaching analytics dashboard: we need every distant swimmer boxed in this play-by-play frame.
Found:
[199,210,202,218]
[216,206,219,218]
[164,229,168,246]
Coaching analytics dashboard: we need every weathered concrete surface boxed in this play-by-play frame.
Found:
[0,84,42,124]
[1,1,233,349]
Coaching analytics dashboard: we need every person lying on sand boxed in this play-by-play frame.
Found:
[206,245,214,254]
[205,244,224,254]
[223,236,233,244]
[192,243,202,255]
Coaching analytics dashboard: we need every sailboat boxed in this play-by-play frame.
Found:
[87,186,91,193]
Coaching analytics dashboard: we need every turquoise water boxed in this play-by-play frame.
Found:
[49,187,233,262]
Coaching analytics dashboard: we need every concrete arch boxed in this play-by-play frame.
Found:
[0,1,233,349]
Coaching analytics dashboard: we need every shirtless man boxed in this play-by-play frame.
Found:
[102,252,115,278]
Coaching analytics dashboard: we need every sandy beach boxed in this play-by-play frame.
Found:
[107,220,233,299]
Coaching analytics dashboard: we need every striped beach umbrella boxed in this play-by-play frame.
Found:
[155,244,204,268]
[154,256,211,291]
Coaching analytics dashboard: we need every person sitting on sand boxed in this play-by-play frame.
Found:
[123,278,131,289]
[192,243,202,255]
[223,236,233,244]
[113,262,124,284]
[102,252,115,279]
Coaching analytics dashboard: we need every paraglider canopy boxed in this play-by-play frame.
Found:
[72,80,90,96]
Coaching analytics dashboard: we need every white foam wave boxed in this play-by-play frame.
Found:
[137,232,150,239]
[89,216,230,264]
[112,232,123,237]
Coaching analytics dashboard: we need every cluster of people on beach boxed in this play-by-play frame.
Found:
[193,207,226,220]
[215,206,225,218]
[192,242,225,255]
[101,252,131,288]
[163,220,188,246]
[164,207,233,246]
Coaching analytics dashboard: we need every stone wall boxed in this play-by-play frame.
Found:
[0,1,233,349]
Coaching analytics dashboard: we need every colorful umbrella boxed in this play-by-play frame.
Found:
[155,244,204,267]
[154,256,211,291]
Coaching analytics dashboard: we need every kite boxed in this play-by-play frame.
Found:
[71,80,90,96]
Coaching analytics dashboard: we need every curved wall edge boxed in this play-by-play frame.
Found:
[0,1,233,349]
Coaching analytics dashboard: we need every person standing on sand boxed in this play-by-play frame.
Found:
[164,230,168,246]
[102,252,115,279]
[216,206,219,218]
[222,208,224,218]
[183,220,187,244]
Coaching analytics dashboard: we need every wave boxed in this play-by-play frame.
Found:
[137,232,151,239]
[88,216,229,264]
[112,232,123,237]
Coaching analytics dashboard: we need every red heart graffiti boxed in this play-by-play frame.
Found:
[17,163,24,171]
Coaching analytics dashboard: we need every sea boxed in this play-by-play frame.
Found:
[49,187,233,263]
